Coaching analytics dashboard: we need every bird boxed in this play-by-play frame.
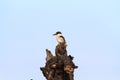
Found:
[53,31,66,45]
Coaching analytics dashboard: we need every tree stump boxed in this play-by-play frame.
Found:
[40,43,78,80]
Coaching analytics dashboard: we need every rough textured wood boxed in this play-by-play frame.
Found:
[46,49,53,61]
[40,43,78,80]
[55,43,67,57]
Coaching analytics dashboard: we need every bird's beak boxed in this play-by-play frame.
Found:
[53,33,56,36]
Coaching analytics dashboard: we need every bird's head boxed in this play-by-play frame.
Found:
[53,31,62,36]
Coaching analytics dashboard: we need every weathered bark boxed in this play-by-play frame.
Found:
[55,43,67,57]
[46,49,53,61]
[40,43,78,80]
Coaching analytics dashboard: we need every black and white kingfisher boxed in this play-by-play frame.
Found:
[53,31,66,45]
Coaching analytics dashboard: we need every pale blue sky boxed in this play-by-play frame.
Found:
[0,0,120,80]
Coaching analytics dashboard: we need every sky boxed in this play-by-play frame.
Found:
[0,0,120,80]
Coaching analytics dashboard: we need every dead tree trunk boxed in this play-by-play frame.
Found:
[40,43,78,80]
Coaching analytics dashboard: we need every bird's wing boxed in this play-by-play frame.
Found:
[60,36,66,42]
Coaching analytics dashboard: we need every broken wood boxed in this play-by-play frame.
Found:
[40,41,78,80]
